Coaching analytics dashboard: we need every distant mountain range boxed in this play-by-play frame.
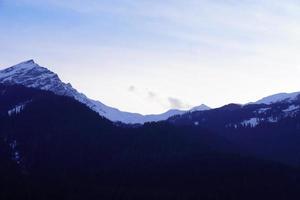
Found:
[1,60,299,124]
[0,60,210,124]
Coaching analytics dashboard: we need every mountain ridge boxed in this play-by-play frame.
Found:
[0,60,210,124]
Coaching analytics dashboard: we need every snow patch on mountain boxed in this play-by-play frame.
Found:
[8,101,30,116]
[9,140,21,165]
[256,107,271,114]
[267,117,279,123]
[241,118,260,127]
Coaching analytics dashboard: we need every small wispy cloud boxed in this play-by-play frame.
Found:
[147,91,156,99]
[168,97,191,110]
[127,86,191,110]
[128,85,136,92]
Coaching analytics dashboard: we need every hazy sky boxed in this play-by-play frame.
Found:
[1,0,300,114]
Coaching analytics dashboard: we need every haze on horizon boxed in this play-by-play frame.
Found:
[1,0,300,114]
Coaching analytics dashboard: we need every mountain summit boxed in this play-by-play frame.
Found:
[0,60,210,123]
[0,60,75,95]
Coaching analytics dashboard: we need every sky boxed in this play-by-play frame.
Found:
[1,0,300,114]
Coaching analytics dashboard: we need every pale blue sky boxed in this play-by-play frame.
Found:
[1,0,300,114]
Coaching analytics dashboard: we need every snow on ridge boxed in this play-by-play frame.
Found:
[253,92,300,105]
[282,105,300,117]
[283,105,300,113]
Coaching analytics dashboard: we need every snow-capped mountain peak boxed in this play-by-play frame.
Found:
[0,60,210,124]
[253,92,300,105]
[0,60,74,95]
[0,60,39,78]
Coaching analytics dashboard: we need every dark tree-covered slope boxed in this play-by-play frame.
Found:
[168,98,300,166]
[0,84,300,200]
